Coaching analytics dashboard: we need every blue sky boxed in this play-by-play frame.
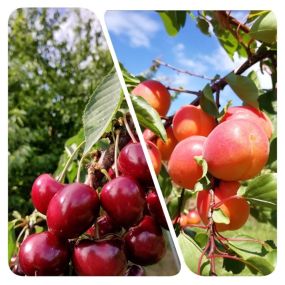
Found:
[105,11,272,115]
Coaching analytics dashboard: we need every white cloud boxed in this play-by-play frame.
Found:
[172,43,247,78]
[105,11,160,48]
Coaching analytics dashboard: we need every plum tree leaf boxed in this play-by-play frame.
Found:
[83,72,122,154]
[193,156,211,192]
[213,208,230,224]
[131,95,167,141]
[158,164,173,198]
[200,84,219,118]
[196,17,210,35]
[178,232,210,275]
[250,11,277,44]
[238,173,277,208]
[225,73,259,108]
[158,11,187,36]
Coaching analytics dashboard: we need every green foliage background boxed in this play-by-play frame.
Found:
[8,8,113,216]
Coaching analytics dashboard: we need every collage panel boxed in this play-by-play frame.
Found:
[105,10,277,276]
[8,8,180,276]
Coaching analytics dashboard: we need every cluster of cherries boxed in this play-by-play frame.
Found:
[15,139,168,276]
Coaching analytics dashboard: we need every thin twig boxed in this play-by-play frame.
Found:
[153,59,214,81]
[166,86,202,96]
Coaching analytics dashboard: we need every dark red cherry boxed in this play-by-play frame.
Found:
[124,215,166,265]
[18,231,69,276]
[125,264,145,276]
[100,176,145,228]
[47,183,100,239]
[86,215,121,238]
[31,174,64,214]
[118,142,152,182]
[146,190,168,229]
[72,237,127,276]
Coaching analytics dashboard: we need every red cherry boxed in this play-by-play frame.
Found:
[100,176,145,228]
[72,237,127,276]
[47,183,100,239]
[18,232,69,276]
[31,174,64,214]
[86,215,121,238]
[118,142,152,182]
[146,190,168,229]
[124,215,166,265]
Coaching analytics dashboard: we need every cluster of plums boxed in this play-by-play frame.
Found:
[134,79,272,232]
[16,140,168,276]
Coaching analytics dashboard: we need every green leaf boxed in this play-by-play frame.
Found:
[158,164,173,198]
[183,227,208,248]
[250,12,277,44]
[196,17,210,35]
[158,11,187,36]
[213,208,230,224]
[248,70,261,90]
[246,255,275,275]
[223,257,245,274]
[178,232,210,275]
[238,173,277,208]
[83,72,122,154]
[120,63,141,91]
[193,156,211,192]
[200,84,219,117]
[225,73,259,108]
[167,197,179,219]
[218,100,232,122]
[131,95,166,141]
[8,221,16,262]
[227,236,276,275]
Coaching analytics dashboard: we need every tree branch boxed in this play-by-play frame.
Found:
[166,86,202,96]
[153,59,214,81]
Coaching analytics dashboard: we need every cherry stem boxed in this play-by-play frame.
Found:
[16,225,28,244]
[123,113,137,143]
[114,129,121,178]
[59,140,85,183]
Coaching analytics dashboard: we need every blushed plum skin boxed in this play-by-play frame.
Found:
[100,176,146,228]
[47,183,100,239]
[18,232,70,276]
[173,105,216,141]
[72,237,127,276]
[31,174,64,214]
[203,119,269,181]
[220,106,273,139]
[156,126,178,161]
[197,181,250,232]
[124,216,166,266]
[132,80,171,116]
[168,136,206,189]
